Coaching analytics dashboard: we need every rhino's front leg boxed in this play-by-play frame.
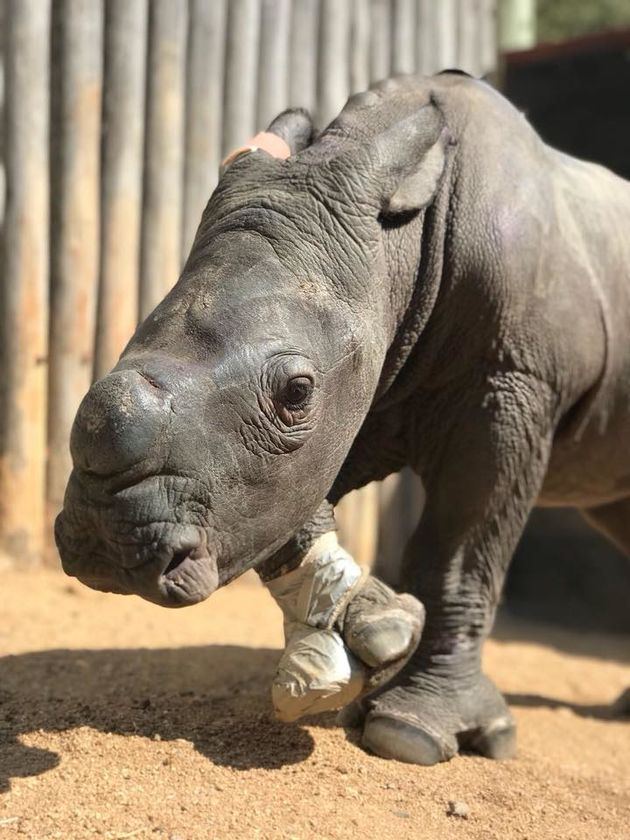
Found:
[258,502,425,721]
[362,375,556,765]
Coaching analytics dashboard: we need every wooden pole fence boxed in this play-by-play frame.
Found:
[140,0,187,319]
[0,0,51,566]
[183,0,227,258]
[47,0,104,531]
[95,0,148,380]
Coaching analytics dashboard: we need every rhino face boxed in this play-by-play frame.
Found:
[55,232,374,607]
[56,90,449,607]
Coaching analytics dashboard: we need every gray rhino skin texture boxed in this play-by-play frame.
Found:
[56,73,630,766]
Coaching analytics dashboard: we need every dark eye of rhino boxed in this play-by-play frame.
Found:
[281,376,314,409]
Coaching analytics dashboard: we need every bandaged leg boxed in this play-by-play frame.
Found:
[265,532,424,722]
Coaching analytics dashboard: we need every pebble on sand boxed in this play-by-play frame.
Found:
[447,800,470,819]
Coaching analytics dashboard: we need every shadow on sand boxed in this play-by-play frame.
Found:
[2,625,628,793]
[0,645,315,793]
[506,690,630,721]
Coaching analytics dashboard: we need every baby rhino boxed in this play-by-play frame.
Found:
[56,72,630,765]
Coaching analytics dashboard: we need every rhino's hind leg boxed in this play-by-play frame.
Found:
[581,496,630,716]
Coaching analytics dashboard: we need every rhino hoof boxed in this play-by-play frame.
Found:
[362,714,454,765]
[359,672,517,765]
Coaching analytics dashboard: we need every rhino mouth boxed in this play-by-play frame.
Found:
[56,470,299,607]
[156,543,220,606]
[55,477,221,609]
[59,532,220,608]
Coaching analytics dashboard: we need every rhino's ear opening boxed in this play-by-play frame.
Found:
[377,102,449,217]
[266,108,316,155]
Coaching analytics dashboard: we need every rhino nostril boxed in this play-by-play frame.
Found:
[163,549,191,579]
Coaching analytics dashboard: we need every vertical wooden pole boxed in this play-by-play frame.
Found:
[289,0,319,114]
[369,0,391,83]
[257,0,290,130]
[0,0,50,566]
[139,0,187,320]
[479,0,498,78]
[375,469,425,586]
[47,0,103,533]
[415,0,433,75]
[457,0,480,76]
[94,0,147,381]
[391,0,415,75]
[318,0,351,127]
[223,0,261,155]
[183,0,227,258]
[337,482,380,569]
[434,0,457,71]
[350,0,370,94]
[289,0,319,112]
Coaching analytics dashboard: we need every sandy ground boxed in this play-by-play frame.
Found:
[1,568,629,840]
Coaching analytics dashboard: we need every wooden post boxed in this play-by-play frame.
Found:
[391,0,415,75]
[139,0,187,319]
[223,0,261,155]
[0,0,51,567]
[457,0,480,76]
[336,483,380,569]
[369,0,392,83]
[182,0,227,259]
[434,0,458,71]
[318,0,351,127]
[289,0,319,112]
[374,469,425,586]
[416,0,434,75]
[257,0,290,130]
[480,0,498,78]
[94,0,147,381]
[350,0,370,94]
[47,0,103,535]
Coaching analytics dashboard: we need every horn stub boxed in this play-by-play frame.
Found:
[266,108,315,155]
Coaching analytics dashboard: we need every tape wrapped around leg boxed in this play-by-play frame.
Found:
[265,532,424,722]
[272,625,366,721]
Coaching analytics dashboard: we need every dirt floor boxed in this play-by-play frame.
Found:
[1,568,629,840]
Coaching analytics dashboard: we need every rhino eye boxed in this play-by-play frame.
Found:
[282,376,313,409]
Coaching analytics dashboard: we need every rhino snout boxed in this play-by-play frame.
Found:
[70,369,172,477]
[56,509,219,608]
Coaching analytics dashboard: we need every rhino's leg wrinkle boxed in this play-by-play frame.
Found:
[581,497,630,715]
[361,375,555,765]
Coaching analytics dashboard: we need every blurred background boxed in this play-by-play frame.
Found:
[0,0,629,632]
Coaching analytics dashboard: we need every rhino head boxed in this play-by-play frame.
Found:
[56,83,449,607]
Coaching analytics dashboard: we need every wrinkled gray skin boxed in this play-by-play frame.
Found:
[56,73,630,765]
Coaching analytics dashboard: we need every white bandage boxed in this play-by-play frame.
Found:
[265,533,369,721]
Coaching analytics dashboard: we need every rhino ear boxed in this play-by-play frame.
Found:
[266,108,316,155]
[377,102,449,216]
[383,137,447,215]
